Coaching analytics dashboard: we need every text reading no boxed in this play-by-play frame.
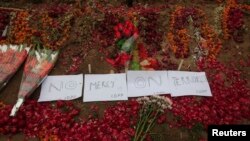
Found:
[49,81,78,92]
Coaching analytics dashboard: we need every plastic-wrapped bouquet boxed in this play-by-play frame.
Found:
[10,44,59,116]
[106,20,139,71]
[9,8,73,116]
[0,44,30,91]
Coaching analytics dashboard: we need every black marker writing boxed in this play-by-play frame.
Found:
[134,76,162,88]
[172,75,207,86]
[49,81,78,92]
[89,81,115,91]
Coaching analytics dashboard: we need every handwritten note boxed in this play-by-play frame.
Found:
[127,71,171,97]
[38,74,83,102]
[83,73,128,102]
[168,71,212,97]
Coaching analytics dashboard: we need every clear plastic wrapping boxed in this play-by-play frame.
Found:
[0,44,30,91]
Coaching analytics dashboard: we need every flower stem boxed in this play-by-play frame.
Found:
[134,107,154,141]
[134,107,144,140]
[134,109,151,141]
[139,111,160,141]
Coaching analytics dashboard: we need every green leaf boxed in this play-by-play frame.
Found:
[116,39,126,49]
[130,61,140,70]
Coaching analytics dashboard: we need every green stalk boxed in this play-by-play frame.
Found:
[139,111,160,141]
[138,110,156,140]
[134,106,152,141]
[133,107,144,140]
[134,109,150,141]
[134,107,154,141]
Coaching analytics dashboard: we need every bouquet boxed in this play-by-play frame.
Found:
[0,44,30,91]
[106,20,139,71]
[133,96,172,141]
[10,44,59,116]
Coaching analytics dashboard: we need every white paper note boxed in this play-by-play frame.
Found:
[38,74,83,102]
[168,71,212,97]
[127,71,171,97]
[83,73,128,102]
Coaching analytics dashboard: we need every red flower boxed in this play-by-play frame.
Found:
[118,23,123,31]
[140,58,160,70]
[157,114,167,124]
[113,26,119,32]
[106,52,131,67]
[113,20,138,40]
[115,31,121,39]
[138,43,148,61]
[123,29,131,38]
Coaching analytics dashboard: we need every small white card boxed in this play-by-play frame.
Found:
[83,73,128,102]
[38,74,83,102]
[127,71,171,97]
[168,71,212,97]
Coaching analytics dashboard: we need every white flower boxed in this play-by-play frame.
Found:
[164,97,173,106]
[0,44,8,52]
[151,99,157,103]
[162,105,168,110]
[10,44,18,51]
